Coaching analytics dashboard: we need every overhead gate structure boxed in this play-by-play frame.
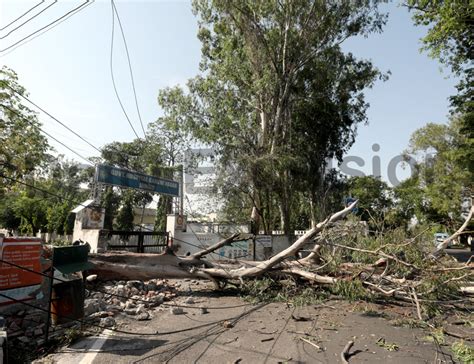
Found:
[101,230,169,253]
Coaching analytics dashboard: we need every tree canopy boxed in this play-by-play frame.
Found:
[157,0,388,233]
[0,66,49,190]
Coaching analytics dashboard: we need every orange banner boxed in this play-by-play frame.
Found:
[0,237,43,305]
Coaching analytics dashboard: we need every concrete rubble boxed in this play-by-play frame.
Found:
[2,279,179,355]
[85,278,177,324]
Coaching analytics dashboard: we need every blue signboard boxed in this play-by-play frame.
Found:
[95,164,179,197]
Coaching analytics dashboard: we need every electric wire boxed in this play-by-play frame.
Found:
[0,81,102,154]
[109,0,140,140]
[0,290,264,337]
[0,0,45,31]
[111,0,146,138]
[0,80,150,165]
[0,1,57,40]
[0,174,256,277]
[0,174,230,262]
[0,258,253,310]
[0,1,94,57]
[0,103,95,165]
[0,1,91,54]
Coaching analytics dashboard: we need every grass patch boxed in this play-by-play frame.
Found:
[423,327,445,345]
[451,341,474,364]
[376,337,399,351]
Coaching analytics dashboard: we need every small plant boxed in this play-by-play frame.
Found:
[424,327,445,345]
[451,341,474,364]
[62,327,85,346]
[51,239,72,247]
[376,337,399,351]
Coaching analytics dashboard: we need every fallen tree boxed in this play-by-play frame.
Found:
[89,201,358,285]
[88,200,473,319]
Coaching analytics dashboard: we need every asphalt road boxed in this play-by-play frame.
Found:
[37,281,461,364]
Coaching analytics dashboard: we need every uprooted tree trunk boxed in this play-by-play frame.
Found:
[88,200,473,314]
[89,201,358,285]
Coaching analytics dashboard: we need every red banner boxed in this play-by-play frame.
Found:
[0,237,43,305]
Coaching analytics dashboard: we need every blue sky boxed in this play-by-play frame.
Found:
[0,1,458,184]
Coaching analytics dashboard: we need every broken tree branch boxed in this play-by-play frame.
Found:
[341,340,354,364]
[432,206,474,258]
[190,233,242,259]
[411,288,423,321]
[299,336,322,351]
[199,200,358,279]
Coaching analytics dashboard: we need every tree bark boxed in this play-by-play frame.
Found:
[88,201,358,283]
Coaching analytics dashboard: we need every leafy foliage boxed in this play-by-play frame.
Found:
[330,280,370,302]
[407,0,473,178]
[115,190,136,231]
[347,175,392,227]
[404,117,472,225]
[158,0,388,232]
[0,66,49,190]
[240,277,327,306]
[451,340,474,364]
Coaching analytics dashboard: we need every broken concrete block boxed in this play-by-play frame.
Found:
[170,307,184,315]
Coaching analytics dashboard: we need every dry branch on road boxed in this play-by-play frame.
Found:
[88,199,473,319]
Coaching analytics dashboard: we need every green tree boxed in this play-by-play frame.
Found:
[43,157,90,234]
[0,195,21,233]
[407,0,473,172]
[101,139,166,231]
[404,117,472,225]
[0,66,49,191]
[12,189,49,235]
[147,118,189,231]
[115,190,135,231]
[407,1,472,74]
[102,186,121,230]
[2,157,89,235]
[158,0,387,233]
[348,175,392,228]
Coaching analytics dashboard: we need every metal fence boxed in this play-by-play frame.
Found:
[100,230,169,253]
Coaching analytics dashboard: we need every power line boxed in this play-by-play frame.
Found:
[0,174,94,210]
[1,173,266,282]
[0,0,45,32]
[0,1,94,57]
[111,0,146,138]
[109,0,140,140]
[0,1,57,40]
[0,1,91,54]
[0,258,253,310]
[0,289,264,338]
[0,80,146,164]
[0,173,239,262]
[0,103,95,165]
[1,81,102,154]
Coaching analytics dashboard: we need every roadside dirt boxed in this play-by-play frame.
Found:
[36,279,472,364]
